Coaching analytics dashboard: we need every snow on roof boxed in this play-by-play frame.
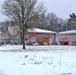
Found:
[27,28,57,34]
[58,30,76,34]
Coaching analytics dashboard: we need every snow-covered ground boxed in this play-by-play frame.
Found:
[0,45,76,75]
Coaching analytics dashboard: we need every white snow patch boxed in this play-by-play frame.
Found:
[0,45,76,75]
[58,30,76,34]
[27,28,57,34]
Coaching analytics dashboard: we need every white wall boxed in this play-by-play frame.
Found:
[56,34,76,45]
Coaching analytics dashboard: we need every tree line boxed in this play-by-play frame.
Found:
[0,0,76,49]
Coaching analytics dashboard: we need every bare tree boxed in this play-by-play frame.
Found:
[46,13,58,31]
[2,0,45,49]
[28,2,46,28]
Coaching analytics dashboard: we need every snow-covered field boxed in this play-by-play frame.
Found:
[0,45,76,75]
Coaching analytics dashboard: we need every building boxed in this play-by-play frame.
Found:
[0,27,57,45]
[26,28,57,45]
[56,30,76,45]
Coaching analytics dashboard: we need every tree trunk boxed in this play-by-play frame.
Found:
[20,25,23,44]
[23,24,25,49]
[20,32,23,44]
[54,34,56,45]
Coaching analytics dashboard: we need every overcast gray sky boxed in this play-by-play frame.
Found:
[40,0,76,19]
[0,0,76,21]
